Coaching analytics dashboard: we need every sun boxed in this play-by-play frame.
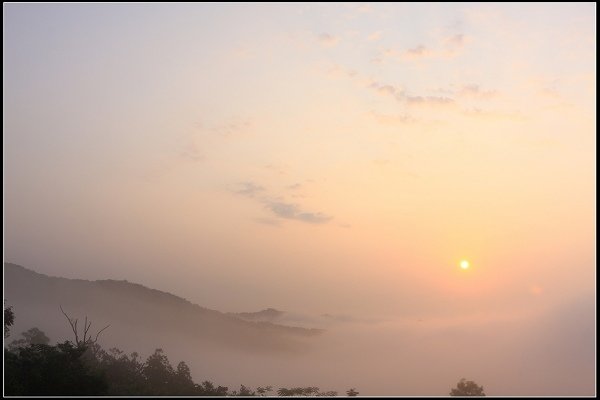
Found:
[460,260,470,270]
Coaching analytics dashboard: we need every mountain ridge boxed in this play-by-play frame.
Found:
[4,262,322,354]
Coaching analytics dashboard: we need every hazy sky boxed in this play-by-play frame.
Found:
[3,4,595,390]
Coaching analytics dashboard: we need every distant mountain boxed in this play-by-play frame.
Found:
[4,263,322,354]
[229,308,381,328]
[229,308,285,322]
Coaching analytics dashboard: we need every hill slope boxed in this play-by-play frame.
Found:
[4,263,321,354]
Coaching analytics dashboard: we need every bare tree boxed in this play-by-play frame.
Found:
[59,305,110,347]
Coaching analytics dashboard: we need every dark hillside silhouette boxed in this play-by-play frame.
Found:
[4,263,321,354]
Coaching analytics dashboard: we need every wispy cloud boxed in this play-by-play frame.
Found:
[402,45,432,60]
[404,95,454,106]
[374,33,469,64]
[431,83,497,103]
[235,181,265,198]
[266,201,332,224]
[171,116,255,171]
[179,141,203,162]
[328,65,457,111]
[457,84,497,99]
[443,33,465,49]
[378,85,396,96]
[439,33,468,57]
[367,81,403,98]
[233,181,332,225]
[375,84,455,107]
[318,33,340,48]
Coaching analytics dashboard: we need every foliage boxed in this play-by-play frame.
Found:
[4,301,14,338]
[277,386,338,396]
[450,378,486,396]
[318,390,339,396]
[8,327,50,351]
[95,347,146,395]
[3,336,348,396]
[4,342,108,395]
[256,385,273,396]
[3,338,349,397]
[197,380,229,396]
[230,384,256,396]
[3,307,348,396]
[142,348,175,395]
[347,388,359,396]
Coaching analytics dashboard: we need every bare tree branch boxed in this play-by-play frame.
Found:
[59,306,110,347]
[83,316,92,344]
[93,324,111,344]
[60,305,79,345]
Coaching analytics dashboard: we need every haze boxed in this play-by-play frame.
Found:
[4,3,595,396]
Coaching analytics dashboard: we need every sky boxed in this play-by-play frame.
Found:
[3,3,596,395]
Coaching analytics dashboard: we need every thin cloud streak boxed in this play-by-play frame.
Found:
[235,182,265,198]
[232,181,333,225]
[266,201,332,224]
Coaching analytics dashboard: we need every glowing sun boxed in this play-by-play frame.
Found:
[460,260,470,270]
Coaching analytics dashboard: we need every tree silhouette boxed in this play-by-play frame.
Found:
[8,327,50,351]
[4,341,108,395]
[142,348,175,395]
[277,387,337,396]
[5,304,359,396]
[4,301,14,338]
[172,361,197,395]
[230,384,256,396]
[197,380,229,396]
[450,378,486,396]
[95,347,146,395]
[256,386,273,396]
